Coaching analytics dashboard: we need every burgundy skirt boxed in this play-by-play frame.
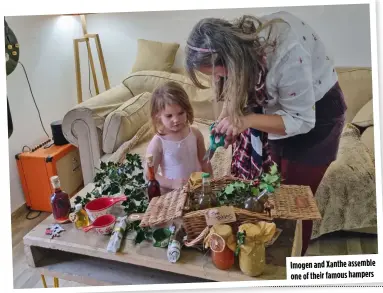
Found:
[269,82,347,166]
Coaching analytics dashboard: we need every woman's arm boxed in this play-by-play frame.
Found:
[192,126,214,176]
[145,136,186,190]
[242,113,286,135]
[214,114,286,144]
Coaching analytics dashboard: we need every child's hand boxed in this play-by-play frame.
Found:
[171,178,188,189]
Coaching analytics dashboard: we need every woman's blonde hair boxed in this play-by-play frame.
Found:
[185,15,286,126]
[150,81,194,134]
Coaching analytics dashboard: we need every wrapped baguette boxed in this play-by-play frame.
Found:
[107,216,128,253]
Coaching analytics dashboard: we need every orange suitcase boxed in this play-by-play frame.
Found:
[16,143,84,212]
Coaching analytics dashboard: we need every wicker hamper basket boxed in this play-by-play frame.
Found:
[140,175,321,246]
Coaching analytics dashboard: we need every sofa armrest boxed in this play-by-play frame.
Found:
[72,84,134,129]
[62,84,133,184]
[62,108,101,185]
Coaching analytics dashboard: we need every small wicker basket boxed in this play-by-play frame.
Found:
[140,175,321,246]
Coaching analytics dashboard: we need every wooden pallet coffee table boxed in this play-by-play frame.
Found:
[23,183,302,287]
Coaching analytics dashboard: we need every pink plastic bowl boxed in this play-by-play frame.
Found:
[82,214,116,235]
[85,195,127,221]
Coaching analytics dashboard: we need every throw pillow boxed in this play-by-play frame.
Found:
[352,99,373,128]
[131,39,180,73]
[102,92,152,154]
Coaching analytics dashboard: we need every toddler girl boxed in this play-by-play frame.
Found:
[145,81,213,190]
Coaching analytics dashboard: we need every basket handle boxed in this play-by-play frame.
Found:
[183,226,210,247]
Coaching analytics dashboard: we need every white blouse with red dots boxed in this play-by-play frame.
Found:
[258,11,338,140]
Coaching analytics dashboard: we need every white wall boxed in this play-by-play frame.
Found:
[6,4,371,212]
[6,15,84,212]
[86,4,371,87]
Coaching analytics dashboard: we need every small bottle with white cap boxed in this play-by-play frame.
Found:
[72,203,90,229]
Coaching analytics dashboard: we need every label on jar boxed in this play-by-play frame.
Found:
[167,240,181,263]
[205,206,236,226]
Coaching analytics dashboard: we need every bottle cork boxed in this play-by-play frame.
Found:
[50,176,60,189]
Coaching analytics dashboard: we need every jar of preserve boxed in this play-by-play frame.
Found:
[204,224,236,270]
[237,222,276,276]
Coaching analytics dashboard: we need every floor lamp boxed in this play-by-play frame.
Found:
[73,14,110,104]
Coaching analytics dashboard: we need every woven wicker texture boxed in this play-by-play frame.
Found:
[272,185,321,220]
[139,175,321,245]
[139,187,188,227]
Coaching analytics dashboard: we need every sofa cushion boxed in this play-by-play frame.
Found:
[102,92,151,154]
[361,126,374,157]
[122,70,221,120]
[131,39,180,73]
[352,99,373,128]
[336,67,372,123]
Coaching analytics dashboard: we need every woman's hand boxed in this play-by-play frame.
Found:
[214,116,249,148]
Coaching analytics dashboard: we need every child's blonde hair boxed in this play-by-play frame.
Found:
[150,81,194,134]
[185,15,287,126]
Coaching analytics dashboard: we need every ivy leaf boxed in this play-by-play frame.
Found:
[136,200,149,213]
[85,192,92,199]
[130,221,140,231]
[124,200,137,214]
[235,231,246,256]
[91,189,101,198]
[144,229,153,239]
[109,182,121,195]
[135,230,146,244]
[259,182,268,190]
[100,161,107,170]
[251,187,259,196]
[101,184,111,195]
[269,163,278,175]
[124,188,132,196]
[74,196,82,204]
[94,173,104,183]
[268,175,280,184]
[234,181,246,189]
[130,189,145,201]
[224,184,235,195]
[134,173,145,185]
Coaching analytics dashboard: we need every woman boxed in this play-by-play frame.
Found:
[185,11,347,256]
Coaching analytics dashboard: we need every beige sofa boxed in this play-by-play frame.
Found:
[62,69,224,185]
[62,67,375,237]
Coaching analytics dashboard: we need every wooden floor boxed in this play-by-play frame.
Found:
[12,209,86,289]
[12,208,378,289]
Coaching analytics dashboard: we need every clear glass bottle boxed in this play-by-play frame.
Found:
[146,154,161,202]
[50,175,71,224]
[198,173,217,210]
[167,225,183,263]
[73,203,90,229]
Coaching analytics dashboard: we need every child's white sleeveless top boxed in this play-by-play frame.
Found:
[156,128,202,180]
